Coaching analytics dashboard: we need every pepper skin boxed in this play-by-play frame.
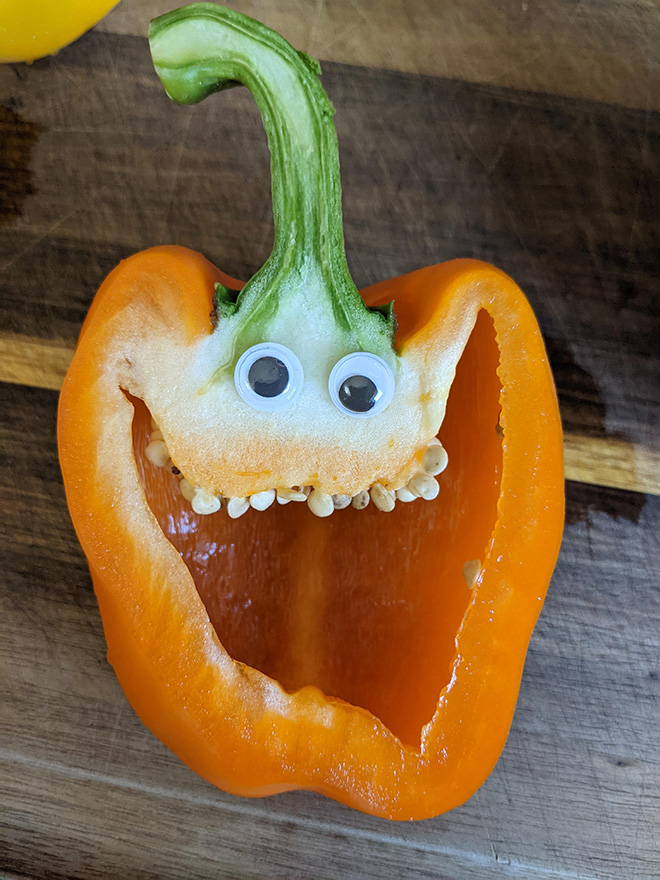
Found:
[0,0,119,63]
[57,4,564,820]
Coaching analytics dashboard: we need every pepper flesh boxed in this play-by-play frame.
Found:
[57,4,564,820]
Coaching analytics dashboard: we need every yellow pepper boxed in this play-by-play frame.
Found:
[0,0,119,63]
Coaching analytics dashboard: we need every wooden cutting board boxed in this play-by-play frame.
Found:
[1,2,658,878]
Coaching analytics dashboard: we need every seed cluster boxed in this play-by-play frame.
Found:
[145,428,448,519]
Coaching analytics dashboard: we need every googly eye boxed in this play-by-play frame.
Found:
[234,343,303,412]
[328,352,395,418]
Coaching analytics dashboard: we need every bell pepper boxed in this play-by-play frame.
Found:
[0,0,120,63]
[57,3,564,820]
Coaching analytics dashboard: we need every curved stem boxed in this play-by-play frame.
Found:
[149,3,395,360]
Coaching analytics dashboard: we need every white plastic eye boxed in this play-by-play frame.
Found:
[234,343,304,412]
[328,352,395,418]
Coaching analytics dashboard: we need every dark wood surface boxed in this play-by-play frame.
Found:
[1,2,659,878]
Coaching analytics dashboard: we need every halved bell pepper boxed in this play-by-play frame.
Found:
[57,3,564,820]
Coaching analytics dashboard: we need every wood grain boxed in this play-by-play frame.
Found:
[96,0,660,111]
[1,10,659,880]
[1,382,659,879]
[563,432,660,496]
[0,333,71,391]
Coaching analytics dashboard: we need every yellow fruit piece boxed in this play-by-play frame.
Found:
[0,0,119,63]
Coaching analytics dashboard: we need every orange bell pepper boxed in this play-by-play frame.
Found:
[58,4,563,820]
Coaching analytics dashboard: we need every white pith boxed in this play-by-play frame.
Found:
[118,274,474,500]
[145,427,448,518]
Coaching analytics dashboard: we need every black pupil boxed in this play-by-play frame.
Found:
[248,356,289,398]
[338,375,379,413]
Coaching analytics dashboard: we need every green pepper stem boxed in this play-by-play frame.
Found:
[149,3,395,359]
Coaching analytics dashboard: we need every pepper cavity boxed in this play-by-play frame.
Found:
[145,426,448,519]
